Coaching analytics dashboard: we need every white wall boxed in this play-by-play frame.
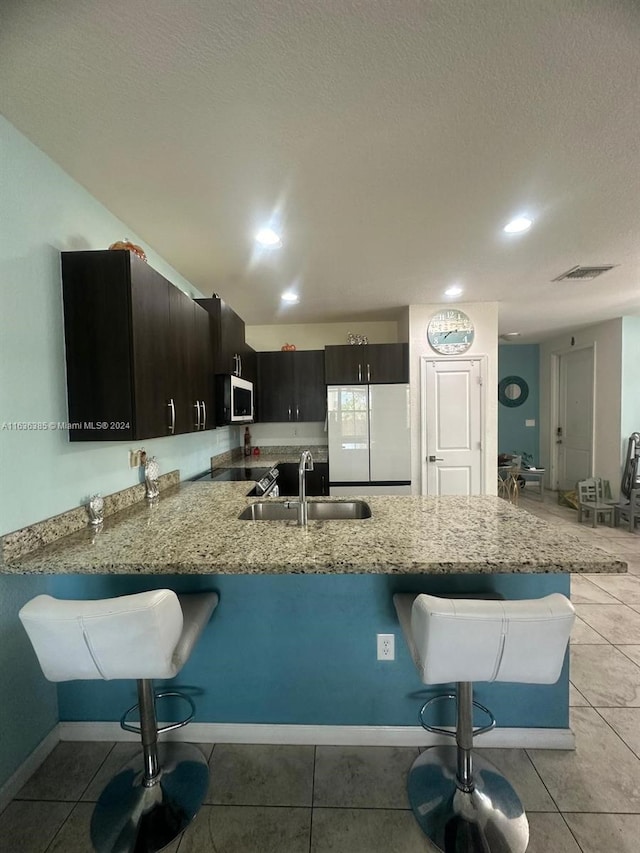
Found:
[0,116,239,537]
[539,319,623,495]
[408,303,499,494]
[621,316,640,467]
[246,321,399,351]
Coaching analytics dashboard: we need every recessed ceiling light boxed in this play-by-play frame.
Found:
[444,285,463,297]
[255,227,282,248]
[281,291,299,304]
[503,216,533,234]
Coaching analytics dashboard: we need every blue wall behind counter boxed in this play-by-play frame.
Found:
[52,572,570,731]
[498,344,540,464]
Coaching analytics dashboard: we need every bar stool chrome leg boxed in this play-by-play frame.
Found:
[407,682,529,853]
[90,678,209,853]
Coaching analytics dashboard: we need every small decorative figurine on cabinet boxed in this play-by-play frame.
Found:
[108,238,147,262]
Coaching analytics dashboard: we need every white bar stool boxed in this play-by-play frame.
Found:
[394,592,575,853]
[19,589,218,853]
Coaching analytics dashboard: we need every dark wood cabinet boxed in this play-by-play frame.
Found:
[240,343,257,385]
[306,462,329,496]
[177,294,215,433]
[275,462,329,496]
[324,343,408,384]
[195,296,248,377]
[256,350,326,423]
[61,250,214,441]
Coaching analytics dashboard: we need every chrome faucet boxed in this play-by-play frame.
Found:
[297,449,314,526]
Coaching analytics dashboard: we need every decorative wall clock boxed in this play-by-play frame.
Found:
[427,309,475,354]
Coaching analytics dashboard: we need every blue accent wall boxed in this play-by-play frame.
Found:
[52,573,570,730]
[498,344,540,464]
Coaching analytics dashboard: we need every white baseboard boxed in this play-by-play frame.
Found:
[1,721,574,814]
[0,726,60,815]
[58,721,575,751]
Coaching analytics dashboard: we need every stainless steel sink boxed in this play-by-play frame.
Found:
[238,499,372,521]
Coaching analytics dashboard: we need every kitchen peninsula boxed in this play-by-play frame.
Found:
[1,480,624,576]
[1,474,624,750]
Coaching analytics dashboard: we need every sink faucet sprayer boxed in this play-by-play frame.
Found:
[297,450,314,526]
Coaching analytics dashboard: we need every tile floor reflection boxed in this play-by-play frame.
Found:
[1,492,639,851]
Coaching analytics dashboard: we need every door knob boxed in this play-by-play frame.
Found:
[428,455,444,462]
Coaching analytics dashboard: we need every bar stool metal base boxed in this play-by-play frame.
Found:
[408,746,529,853]
[90,743,209,853]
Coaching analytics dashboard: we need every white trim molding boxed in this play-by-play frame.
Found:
[0,727,60,815]
[59,722,575,751]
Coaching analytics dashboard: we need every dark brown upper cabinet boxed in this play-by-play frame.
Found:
[324,343,409,385]
[256,350,326,423]
[172,288,215,434]
[195,296,249,377]
[61,250,214,441]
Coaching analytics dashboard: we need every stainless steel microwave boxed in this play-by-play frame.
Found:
[216,374,254,424]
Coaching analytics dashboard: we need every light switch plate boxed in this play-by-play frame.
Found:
[525,419,536,427]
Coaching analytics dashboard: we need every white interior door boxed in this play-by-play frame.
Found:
[422,358,484,495]
[556,347,594,489]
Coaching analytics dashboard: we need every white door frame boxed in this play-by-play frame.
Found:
[549,344,596,490]
[420,354,488,495]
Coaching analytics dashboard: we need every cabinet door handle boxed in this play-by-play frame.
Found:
[358,363,362,382]
[168,399,176,434]
[239,354,242,376]
[296,406,300,420]
[233,354,238,375]
[288,406,292,421]
[194,400,201,431]
[367,363,371,382]
[201,400,207,430]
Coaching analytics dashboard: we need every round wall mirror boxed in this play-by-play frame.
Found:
[498,375,529,407]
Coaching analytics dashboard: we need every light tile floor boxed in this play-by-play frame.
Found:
[2,493,640,852]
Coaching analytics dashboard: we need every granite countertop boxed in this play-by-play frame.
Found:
[217,449,328,468]
[2,479,625,576]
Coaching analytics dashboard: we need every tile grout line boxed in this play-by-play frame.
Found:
[558,811,587,853]
[309,745,317,853]
[523,748,563,816]
[591,706,640,764]
[42,801,76,853]
[42,741,118,853]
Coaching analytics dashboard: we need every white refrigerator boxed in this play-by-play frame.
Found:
[327,384,411,495]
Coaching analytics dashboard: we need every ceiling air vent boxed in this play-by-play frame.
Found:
[552,264,616,282]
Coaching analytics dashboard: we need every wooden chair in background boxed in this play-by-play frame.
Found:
[577,478,615,528]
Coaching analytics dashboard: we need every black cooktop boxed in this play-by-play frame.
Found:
[191,466,273,483]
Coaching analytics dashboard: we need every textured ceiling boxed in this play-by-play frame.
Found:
[1,0,639,340]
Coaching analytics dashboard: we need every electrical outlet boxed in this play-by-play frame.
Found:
[376,633,395,661]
